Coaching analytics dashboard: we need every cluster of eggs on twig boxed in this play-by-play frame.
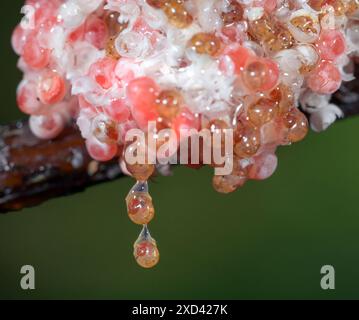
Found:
[12,0,359,268]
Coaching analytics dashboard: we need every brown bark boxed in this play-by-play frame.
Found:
[0,120,122,213]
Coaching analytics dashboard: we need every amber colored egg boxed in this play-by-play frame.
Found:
[92,117,119,144]
[189,33,222,57]
[127,192,155,225]
[221,1,243,26]
[248,98,278,127]
[282,108,309,143]
[134,240,160,269]
[146,0,166,9]
[234,123,261,158]
[163,0,193,29]
[126,163,156,181]
[156,89,182,121]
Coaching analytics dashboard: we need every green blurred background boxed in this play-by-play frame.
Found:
[0,1,358,300]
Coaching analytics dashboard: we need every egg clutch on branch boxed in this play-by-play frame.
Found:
[12,0,359,268]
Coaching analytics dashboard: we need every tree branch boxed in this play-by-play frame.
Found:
[0,120,122,213]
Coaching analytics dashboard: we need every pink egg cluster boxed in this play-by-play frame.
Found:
[13,0,71,139]
[12,0,359,267]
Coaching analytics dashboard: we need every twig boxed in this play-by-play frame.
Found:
[0,120,122,213]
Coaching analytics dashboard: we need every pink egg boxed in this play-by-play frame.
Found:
[84,15,108,49]
[11,25,28,55]
[172,108,200,140]
[106,98,131,123]
[221,45,252,75]
[242,57,279,92]
[316,30,346,61]
[17,80,44,115]
[89,57,117,89]
[307,61,342,94]
[29,113,65,140]
[86,137,119,162]
[127,77,160,130]
[22,34,51,70]
[37,71,66,105]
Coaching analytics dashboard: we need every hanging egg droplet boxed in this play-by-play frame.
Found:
[134,225,160,269]
[126,181,155,225]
